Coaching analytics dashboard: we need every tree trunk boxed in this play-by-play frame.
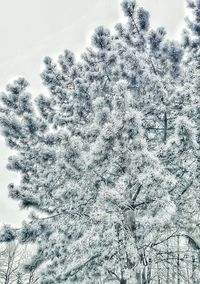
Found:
[163,111,168,143]
[147,258,152,284]
[177,235,180,284]
[167,239,170,284]
[135,270,141,284]
[186,254,190,284]
[191,255,196,284]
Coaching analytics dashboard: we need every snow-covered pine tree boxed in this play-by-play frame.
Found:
[171,0,200,262]
[0,0,198,283]
[182,0,200,139]
[151,1,200,282]
[0,78,174,284]
[119,0,184,149]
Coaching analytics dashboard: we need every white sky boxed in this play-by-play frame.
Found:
[0,0,186,226]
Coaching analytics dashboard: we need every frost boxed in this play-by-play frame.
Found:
[0,0,199,283]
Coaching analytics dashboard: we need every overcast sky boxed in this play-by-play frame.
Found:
[0,0,186,226]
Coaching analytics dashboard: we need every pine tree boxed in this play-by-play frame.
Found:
[0,0,199,283]
[0,77,174,284]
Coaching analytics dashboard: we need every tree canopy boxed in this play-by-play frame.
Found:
[0,1,200,283]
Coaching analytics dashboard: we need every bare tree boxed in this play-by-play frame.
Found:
[0,242,39,284]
